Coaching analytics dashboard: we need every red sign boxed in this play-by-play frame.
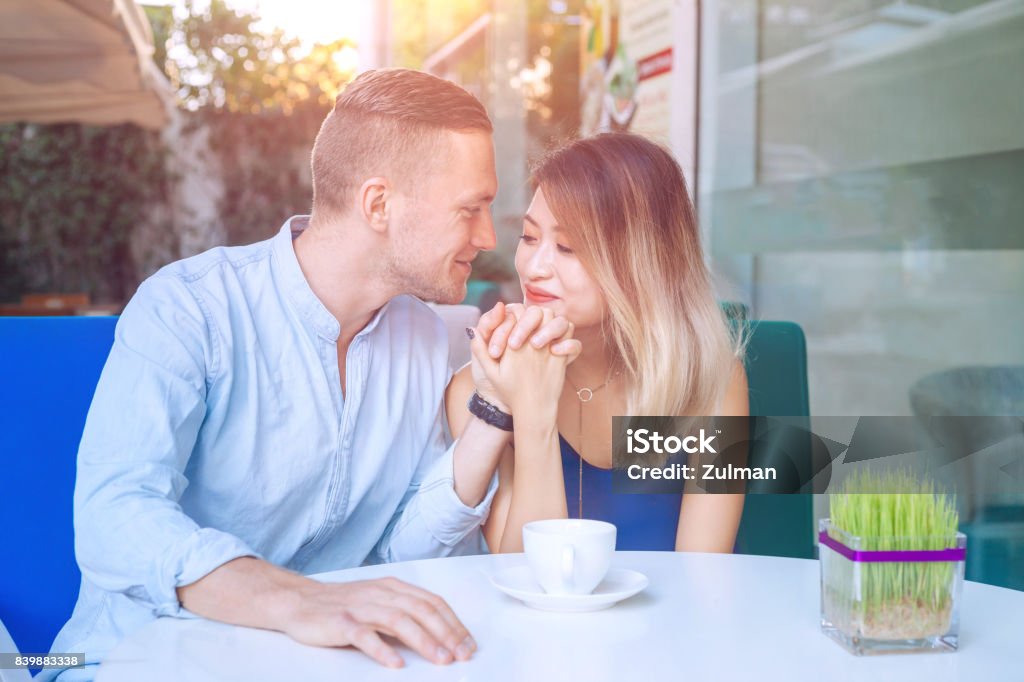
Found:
[637,47,673,82]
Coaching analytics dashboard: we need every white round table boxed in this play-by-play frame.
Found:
[96,552,1024,682]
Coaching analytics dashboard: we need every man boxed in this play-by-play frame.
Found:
[44,69,573,680]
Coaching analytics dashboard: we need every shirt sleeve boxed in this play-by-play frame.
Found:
[372,397,499,564]
[73,275,260,618]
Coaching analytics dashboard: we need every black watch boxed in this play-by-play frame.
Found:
[467,392,514,432]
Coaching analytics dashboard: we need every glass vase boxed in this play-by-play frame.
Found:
[819,518,966,655]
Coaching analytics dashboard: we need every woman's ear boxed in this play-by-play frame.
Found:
[359,177,390,233]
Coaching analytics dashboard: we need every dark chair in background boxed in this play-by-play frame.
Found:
[911,366,1024,591]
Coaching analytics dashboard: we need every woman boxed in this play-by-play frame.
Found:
[446,133,748,554]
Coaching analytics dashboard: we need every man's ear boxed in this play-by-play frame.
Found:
[358,177,390,234]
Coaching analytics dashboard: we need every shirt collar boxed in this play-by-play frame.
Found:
[271,216,393,343]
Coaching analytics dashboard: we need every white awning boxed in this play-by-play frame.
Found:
[0,0,170,129]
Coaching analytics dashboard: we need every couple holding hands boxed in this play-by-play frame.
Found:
[46,68,746,680]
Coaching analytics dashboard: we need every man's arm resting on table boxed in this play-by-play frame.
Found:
[176,556,477,668]
[80,277,476,670]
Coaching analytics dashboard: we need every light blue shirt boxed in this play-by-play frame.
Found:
[43,217,495,680]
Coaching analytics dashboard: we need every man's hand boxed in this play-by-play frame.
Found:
[468,303,511,412]
[282,576,476,668]
[178,557,476,670]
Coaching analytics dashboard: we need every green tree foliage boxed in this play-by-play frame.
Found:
[165,0,356,113]
[0,124,171,303]
[1,1,360,305]
[157,1,357,246]
[201,102,327,247]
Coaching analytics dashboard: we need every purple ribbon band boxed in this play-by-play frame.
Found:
[818,530,965,563]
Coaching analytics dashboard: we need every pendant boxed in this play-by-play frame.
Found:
[576,388,594,402]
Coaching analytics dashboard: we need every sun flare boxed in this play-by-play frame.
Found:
[227,0,367,51]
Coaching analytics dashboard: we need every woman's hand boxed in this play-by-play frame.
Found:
[470,306,580,418]
[484,303,578,359]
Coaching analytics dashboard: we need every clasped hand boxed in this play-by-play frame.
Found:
[468,302,581,416]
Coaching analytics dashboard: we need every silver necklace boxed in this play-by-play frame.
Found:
[564,369,620,519]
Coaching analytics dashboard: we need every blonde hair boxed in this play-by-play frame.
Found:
[532,133,745,417]
[311,68,492,220]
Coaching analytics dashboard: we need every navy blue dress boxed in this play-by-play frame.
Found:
[559,435,682,551]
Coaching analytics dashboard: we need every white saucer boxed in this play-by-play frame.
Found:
[490,566,648,612]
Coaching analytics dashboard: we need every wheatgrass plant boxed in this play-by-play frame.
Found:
[824,469,961,639]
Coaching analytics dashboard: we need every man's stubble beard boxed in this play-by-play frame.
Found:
[383,223,466,305]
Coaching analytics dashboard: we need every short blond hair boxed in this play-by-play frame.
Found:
[311,69,492,219]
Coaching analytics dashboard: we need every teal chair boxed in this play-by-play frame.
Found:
[462,280,501,311]
[733,320,814,559]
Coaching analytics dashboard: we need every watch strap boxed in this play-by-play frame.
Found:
[467,392,514,432]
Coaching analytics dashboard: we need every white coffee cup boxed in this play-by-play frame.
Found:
[522,519,617,595]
